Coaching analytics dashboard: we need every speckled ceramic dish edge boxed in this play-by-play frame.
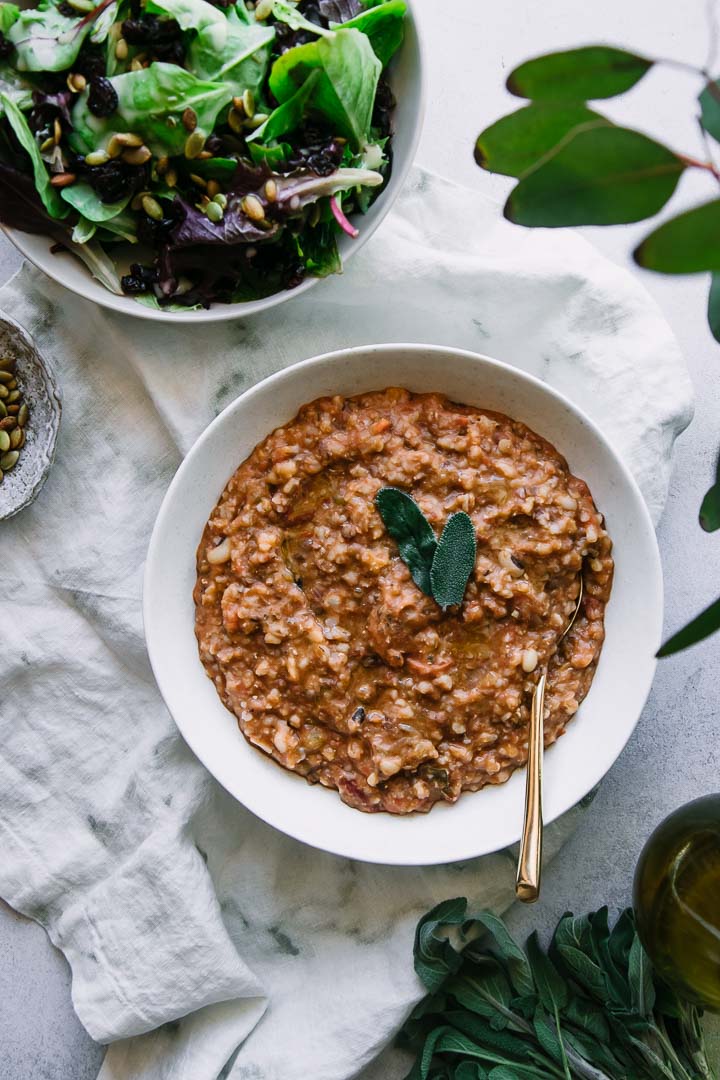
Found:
[0,311,62,521]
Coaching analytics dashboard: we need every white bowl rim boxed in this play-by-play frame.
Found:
[2,5,426,324]
[143,342,663,864]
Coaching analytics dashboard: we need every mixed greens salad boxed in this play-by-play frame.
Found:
[0,0,405,308]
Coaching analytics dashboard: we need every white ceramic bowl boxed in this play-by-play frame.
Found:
[144,344,663,865]
[2,11,424,323]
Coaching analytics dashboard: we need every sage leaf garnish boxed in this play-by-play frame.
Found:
[403,898,716,1080]
[374,489,477,609]
[430,512,477,611]
[374,487,437,597]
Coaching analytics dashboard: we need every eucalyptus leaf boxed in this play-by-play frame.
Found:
[269,27,380,149]
[708,273,720,344]
[475,103,603,178]
[633,199,720,273]
[505,125,684,227]
[507,45,653,102]
[430,512,476,610]
[375,486,437,596]
[699,81,720,143]
[657,595,720,656]
[70,63,234,156]
[1,93,68,218]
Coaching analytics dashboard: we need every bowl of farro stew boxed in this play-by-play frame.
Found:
[0,0,422,321]
[143,343,662,864]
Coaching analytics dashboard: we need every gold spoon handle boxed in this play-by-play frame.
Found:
[515,672,546,904]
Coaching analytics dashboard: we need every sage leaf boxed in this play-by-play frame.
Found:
[699,81,720,143]
[475,102,603,178]
[700,455,720,532]
[465,912,535,998]
[507,46,653,102]
[413,897,469,992]
[430,512,476,610]
[628,936,655,1016]
[657,594,720,656]
[375,486,437,597]
[634,198,720,273]
[708,273,720,344]
[505,125,684,227]
[526,933,568,1011]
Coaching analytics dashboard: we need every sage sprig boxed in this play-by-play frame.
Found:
[401,898,716,1080]
[374,487,476,610]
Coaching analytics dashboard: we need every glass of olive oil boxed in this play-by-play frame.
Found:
[634,794,720,1011]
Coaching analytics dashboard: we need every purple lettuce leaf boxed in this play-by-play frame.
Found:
[169,194,278,249]
[0,158,67,237]
[318,0,363,22]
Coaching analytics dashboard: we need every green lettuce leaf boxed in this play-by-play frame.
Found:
[269,27,380,149]
[330,0,405,67]
[60,180,131,222]
[7,0,99,71]
[0,3,20,33]
[247,67,321,143]
[0,64,34,115]
[187,6,274,95]
[70,62,234,155]
[1,93,68,218]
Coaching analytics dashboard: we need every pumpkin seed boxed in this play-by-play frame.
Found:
[206,179,220,199]
[227,107,244,135]
[6,389,20,403]
[214,192,227,209]
[115,37,128,60]
[9,427,23,449]
[17,403,28,428]
[40,136,55,153]
[182,107,197,132]
[107,136,123,158]
[122,145,151,165]
[141,195,164,221]
[156,155,169,176]
[50,172,77,188]
[53,118,62,144]
[7,405,20,416]
[242,194,265,221]
[0,430,9,452]
[0,371,13,384]
[165,168,178,188]
[6,379,16,389]
[0,416,15,430]
[245,113,268,130]
[67,72,87,93]
[205,200,224,223]
[0,385,8,399]
[0,357,15,372]
[85,149,110,166]
[0,450,19,470]
[115,132,143,147]
[0,400,6,418]
[189,173,207,189]
[184,130,205,159]
[254,0,273,20]
[242,89,255,118]
[264,178,277,202]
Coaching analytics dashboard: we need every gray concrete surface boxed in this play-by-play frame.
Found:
[2,0,719,1076]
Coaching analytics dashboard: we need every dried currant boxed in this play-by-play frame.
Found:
[87,76,118,118]
[121,262,159,295]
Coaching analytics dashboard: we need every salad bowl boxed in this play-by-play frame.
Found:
[143,343,663,865]
[1,1,424,322]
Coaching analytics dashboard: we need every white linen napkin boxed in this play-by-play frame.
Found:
[0,166,693,1080]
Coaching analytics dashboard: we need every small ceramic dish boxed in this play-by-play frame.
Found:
[0,311,61,521]
[144,344,663,865]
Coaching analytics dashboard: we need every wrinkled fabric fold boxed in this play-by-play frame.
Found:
[0,167,692,1080]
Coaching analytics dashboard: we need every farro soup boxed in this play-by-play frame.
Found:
[194,388,613,815]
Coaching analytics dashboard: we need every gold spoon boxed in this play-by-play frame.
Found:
[515,573,584,904]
